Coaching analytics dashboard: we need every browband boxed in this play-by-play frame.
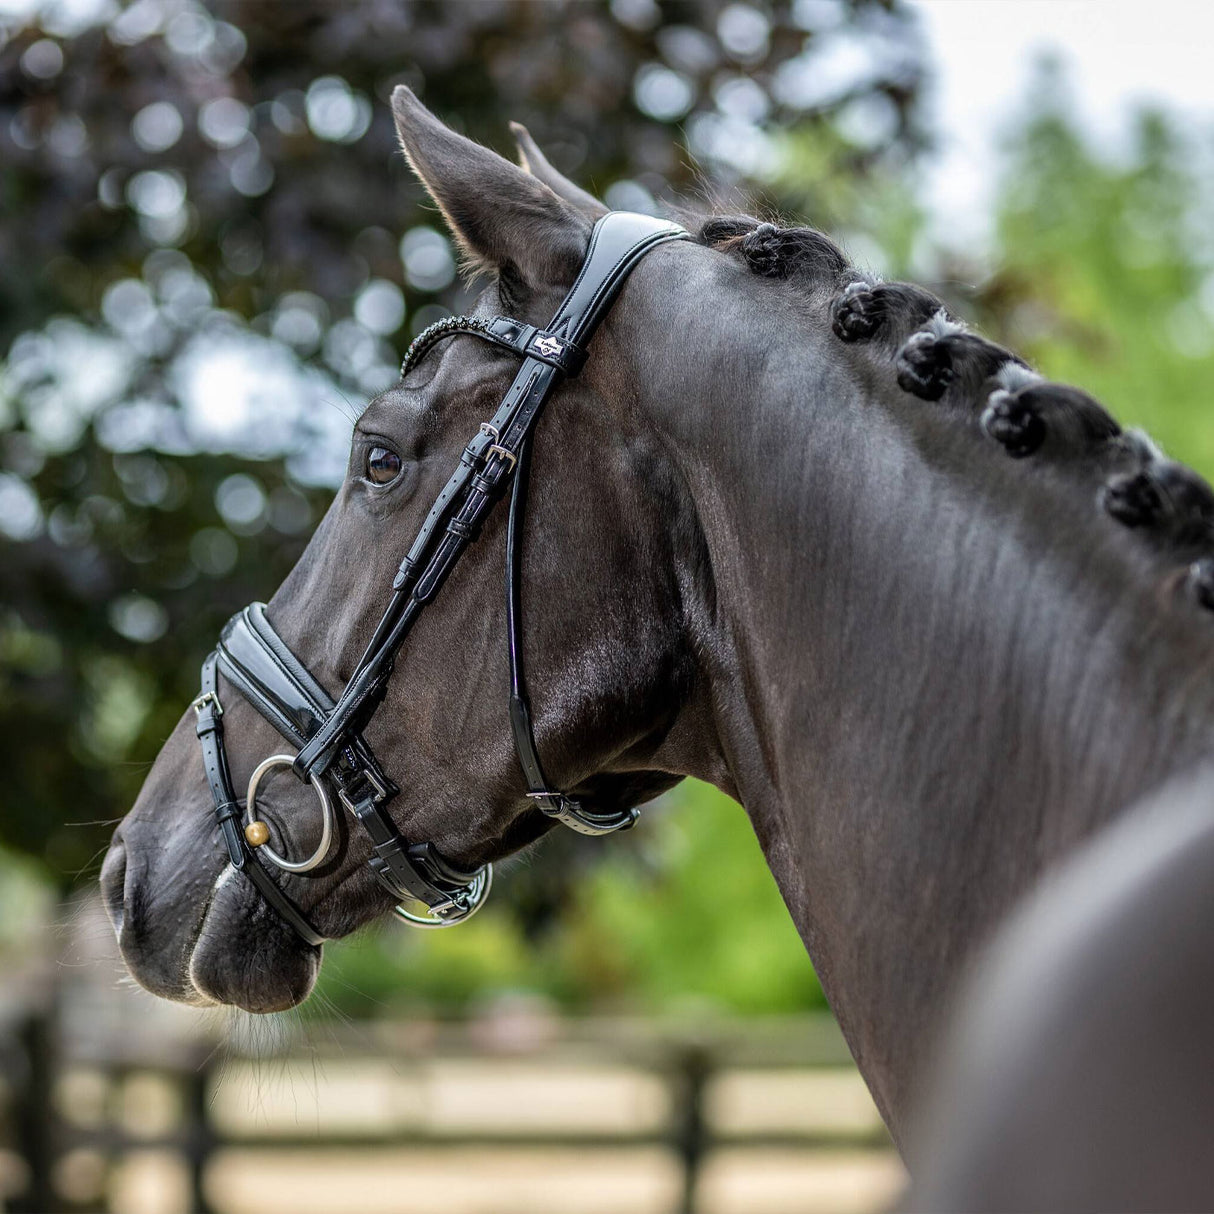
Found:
[400,315,588,379]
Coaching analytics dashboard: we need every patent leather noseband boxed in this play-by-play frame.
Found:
[192,212,688,944]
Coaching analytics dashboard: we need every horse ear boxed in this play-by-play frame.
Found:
[508,121,608,220]
[391,86,590,288]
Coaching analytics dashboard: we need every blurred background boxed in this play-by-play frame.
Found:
[2,1,1213,1211]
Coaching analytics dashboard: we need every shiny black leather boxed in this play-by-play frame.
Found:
[194,654,326,946]
[215,607,480,917]
[218,605,330,747]
[400,315,588,379]
[191,212,688,943]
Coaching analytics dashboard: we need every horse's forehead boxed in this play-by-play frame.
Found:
[361,344,509,432]
[356,384,429,432]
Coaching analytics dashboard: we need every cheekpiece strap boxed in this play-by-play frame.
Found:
[504,437,639,837]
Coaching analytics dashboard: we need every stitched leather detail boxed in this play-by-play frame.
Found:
[401,314,587,379]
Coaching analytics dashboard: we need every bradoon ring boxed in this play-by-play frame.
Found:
[245,754,335,874]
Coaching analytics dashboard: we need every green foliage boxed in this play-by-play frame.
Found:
[568,782,825,1012]
[316,780,825,1017]
[984,63,1214,475]
[769,121,927,279]
[0,844,54,957]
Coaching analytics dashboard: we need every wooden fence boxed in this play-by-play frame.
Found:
[0,979,899,1214]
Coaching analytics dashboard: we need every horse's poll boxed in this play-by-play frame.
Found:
[191,211,688,945]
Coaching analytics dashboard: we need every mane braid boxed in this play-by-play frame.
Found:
[695,213,1214,619]
[698,216,848,281]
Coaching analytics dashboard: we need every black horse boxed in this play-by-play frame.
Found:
[905,761,1214,1210]
[102,88,1214,1164]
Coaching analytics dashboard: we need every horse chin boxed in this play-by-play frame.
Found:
[186,870,322,1014]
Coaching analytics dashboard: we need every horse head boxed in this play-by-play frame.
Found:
[100,88,717,1013]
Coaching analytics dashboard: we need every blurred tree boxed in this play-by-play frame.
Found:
[0,0,927,910]
[981,63,1214,479]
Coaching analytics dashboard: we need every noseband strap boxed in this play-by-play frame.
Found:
[191,212,687,945]
[194,655,326,947]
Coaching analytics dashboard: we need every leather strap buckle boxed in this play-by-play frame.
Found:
[191,690,222,717]
[338,765,390,814]
[528,791,640,836]
[479,422,518,470]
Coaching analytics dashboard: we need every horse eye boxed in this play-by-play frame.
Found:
[366,446,403,485]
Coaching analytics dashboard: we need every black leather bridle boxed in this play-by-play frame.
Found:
[192,212,688,946]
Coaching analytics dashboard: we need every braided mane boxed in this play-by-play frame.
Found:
[696,215,1214,616]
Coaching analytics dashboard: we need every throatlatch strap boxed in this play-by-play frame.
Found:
[505,437,638,836]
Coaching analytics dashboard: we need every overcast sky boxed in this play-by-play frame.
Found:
[911,0,1214,249]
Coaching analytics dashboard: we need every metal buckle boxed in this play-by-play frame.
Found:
[528,791,639,835]
[486,442,517,471]
[337,765,390,814]
[478,423,517,470]
[392,864,493,929]
[191,690,222,717]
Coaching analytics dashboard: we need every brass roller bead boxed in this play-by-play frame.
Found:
[244,820,271,848]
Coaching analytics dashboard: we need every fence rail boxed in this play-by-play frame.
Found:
[0,975,898,1214]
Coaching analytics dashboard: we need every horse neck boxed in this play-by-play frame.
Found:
[617,263,1214,1140]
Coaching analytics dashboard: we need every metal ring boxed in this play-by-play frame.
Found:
[245,754,335,874]
[391,864,493,929]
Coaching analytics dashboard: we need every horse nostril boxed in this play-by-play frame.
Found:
[100,837,127,938]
